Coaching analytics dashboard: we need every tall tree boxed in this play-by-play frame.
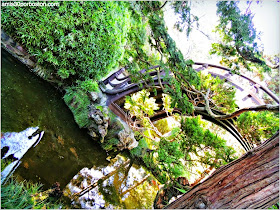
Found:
[165,131,279,209]
[210,1,279,73]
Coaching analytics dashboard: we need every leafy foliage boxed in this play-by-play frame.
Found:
[180,117,237,167]
[236,111,279,145]
[125,90,159,118]
[131,116,237,184]
[210,1,273,73]
[2,2,278,193]
[264,67,280,103]
[1,2,132,84]
[172,1,199,37]
[198,72,238,113]
[1,176,61,209]
[130,138,149,158]
[122,2,201,115]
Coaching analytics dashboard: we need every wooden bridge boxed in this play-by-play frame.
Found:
[99,63,279,152]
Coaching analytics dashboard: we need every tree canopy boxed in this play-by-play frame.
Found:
[210,1,279,73]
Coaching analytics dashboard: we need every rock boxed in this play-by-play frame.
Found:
[98,125,107,143]
[88,130,97,138]
[88,92,99,103]
[1,127,44,184]
[127,139,139,150]
[1,146,9,158]
[16,45,28,56]
[103,122,109,129]
[117,129,138,150]
[1,29,10,42]
[88,107,104,125]
[87,105,111,144]
[92,114,103,125]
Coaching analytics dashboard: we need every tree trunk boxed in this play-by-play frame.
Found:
[165,131,279,209]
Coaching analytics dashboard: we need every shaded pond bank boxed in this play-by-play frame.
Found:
[1,49,109,189]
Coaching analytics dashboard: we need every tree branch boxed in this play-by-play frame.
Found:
[153,1,168,11]
[236,45,279,69]
[176,72,279,120]
[195,104,279,120]
[235,45,264,64]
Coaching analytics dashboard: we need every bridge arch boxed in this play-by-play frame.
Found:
[99,63,278,151]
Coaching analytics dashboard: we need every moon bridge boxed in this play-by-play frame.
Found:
[99,63,279,152]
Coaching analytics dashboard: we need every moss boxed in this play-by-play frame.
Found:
[63,88,91,128]
[102,138,120,151]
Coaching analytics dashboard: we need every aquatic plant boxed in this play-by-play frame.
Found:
[1,177,62,209]
[1,159,62,209]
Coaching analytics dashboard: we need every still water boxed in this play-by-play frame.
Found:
[1,49,158,208]
[1,49,109,189]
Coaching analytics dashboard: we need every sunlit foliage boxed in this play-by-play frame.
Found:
[198,72,238,113]
[126,90,237,184]
[236,111,279,145]
[1,160,61,209]
[125,90,159,118]
[133,116,237,184]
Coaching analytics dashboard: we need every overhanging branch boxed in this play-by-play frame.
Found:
[195,104,279,120]
[235,45,279,69]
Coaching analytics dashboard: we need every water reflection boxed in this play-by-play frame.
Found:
[64,155,159,209]
[1,127,44,183]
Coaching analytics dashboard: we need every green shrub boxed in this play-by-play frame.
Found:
[236,111,279,145]
[137,116,237,184]
[1,177,62,209]
[1,1,131,83]
[130,138,149,158]
[76,80,99,93]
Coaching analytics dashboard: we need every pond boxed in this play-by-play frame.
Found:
[1,49,110,189]
[1,49,158,208]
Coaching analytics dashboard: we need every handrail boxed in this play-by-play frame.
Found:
[100,62,278,151]
[194,62,279,104]
[102,62,278,105]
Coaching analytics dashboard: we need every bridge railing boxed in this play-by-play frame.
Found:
[194,62,279,104]
[101,62,278,106]
[100,62,278,152]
